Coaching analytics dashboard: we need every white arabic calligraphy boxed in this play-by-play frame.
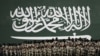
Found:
[10,6,91,33]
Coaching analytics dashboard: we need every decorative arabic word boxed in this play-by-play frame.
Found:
[10,6,91,33]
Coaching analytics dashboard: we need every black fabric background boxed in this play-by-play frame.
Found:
[0,0,100,43]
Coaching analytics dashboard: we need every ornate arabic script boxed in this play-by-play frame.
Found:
[10,6,91,33]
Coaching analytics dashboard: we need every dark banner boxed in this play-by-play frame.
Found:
[0,0,100,43]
